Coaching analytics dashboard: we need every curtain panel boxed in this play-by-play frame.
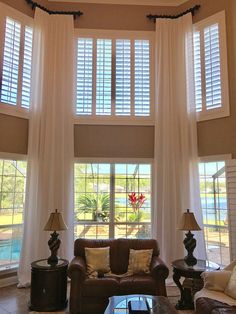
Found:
[153,13,206,267]
[18,9,75,286]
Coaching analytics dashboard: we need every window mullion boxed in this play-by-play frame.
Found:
[111,39,116,117]
[109,164,115,238]
[17,23,25,109]
[92,38,97,117]
[0,160,5,209]
[10,161,17,263]
[130,39,135,116]
[0,16,5,96]
[200,28,207,114]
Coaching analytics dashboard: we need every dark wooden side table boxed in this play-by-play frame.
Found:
[172,259,219,310]
[29,258,68,311]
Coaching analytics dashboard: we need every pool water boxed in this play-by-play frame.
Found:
[0,239,22,263]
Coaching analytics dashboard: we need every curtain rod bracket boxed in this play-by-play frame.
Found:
[147,4,200,21]
[25,0,83,18]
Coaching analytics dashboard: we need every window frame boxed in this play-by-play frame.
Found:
[74,29,155,126]
[0,151,27,271]
[194,10,230,121]
[198,154,231,267]
[0,3,33,119]
[74,157,154,239]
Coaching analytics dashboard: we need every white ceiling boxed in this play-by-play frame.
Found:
[48,0,188,6]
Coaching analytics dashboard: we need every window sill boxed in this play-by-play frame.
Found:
[0,102,29,119]
[0,264,18,275]
[73,116,155,126]
[197,107,230,122]
[0,264,18,287]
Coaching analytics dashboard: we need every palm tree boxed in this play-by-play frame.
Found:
[77,193,110,222]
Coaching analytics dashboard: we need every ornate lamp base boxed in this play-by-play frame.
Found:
[47,231,61,266]
[183,231,197,266]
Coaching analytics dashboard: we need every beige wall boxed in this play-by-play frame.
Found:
[75,125,154,158]
[0,113,28,154]
[1,0,236,158]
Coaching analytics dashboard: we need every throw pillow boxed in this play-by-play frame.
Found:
[201,270,232,291]
[85,247,111,278]
[225,265,236,299]
[127,249,153,275]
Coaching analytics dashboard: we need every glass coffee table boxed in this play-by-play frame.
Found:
[104,294,178,314]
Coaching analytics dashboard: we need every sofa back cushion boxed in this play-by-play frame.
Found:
[201,270,232,292]
[74,238,159,274]
[127,249,153,274]
[85,246,111,277]
[225,266,236,299]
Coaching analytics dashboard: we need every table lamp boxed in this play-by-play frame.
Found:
[179,209,201,266]
[44,209,68,266]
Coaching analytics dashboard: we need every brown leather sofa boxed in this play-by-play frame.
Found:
[68,238,169,314]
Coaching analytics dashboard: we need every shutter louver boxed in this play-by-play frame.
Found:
[1,17,21,106]
[193,31,203,112]
[115,39,131,116]
[96,39,112,115]
[134,40,150,116]
[21,26,33,109]
[204,24,222,110]
[76,38,93,115]
[193,11,229,120]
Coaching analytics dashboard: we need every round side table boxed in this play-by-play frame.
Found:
[172,259,220,310]
[29,258,68,312]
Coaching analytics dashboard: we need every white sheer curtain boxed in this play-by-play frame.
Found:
[153,13,206,267]
[18,9,75,286]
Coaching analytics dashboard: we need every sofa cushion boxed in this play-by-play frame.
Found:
[201,270,232,292]
[115,238,159,274]
[127,249,153,274]
[120,274,157,295]
[196,297,236,314]
[194,288,236,306]
[82,277,119,297]
[85,246,110,278]
[225,266,236,299]
[212,309,236,314]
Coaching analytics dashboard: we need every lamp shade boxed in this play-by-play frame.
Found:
[179,209,201,231]
[44,209,68,231]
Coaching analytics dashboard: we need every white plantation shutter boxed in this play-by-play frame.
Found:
[21,26,33,109]
[1,18,21,105]
[204,24,221,110]
[193,31,202,112]
[225,160,236,261]
[76,38,93,115]
[0,17,33,109]
[96,39,112,115]
[76,32,152,119]
[134,40,150,116]
[193,11,229,120]
[115,39,131,116]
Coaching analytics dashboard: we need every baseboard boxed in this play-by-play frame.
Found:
[0,275,18,288]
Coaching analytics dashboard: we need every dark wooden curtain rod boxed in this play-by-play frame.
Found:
[147,4,200,21]
[25,0,83,18]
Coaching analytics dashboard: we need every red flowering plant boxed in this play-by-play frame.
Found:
[128,192,146,212]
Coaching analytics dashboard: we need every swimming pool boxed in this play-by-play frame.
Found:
[0,239,22,264]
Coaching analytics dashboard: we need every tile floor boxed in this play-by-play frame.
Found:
[0,283,194,314]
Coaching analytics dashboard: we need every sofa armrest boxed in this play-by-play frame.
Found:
[67,256,86,281]
[150,256,169,280]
